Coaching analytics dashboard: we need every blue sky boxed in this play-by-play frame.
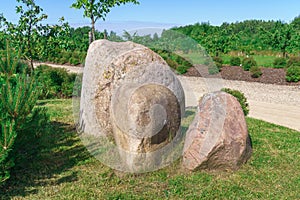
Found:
[1,0,299,33]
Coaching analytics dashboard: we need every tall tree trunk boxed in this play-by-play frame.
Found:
[91,15,96,43]
[283,50,287,58]
[103,30,107,39]
[89,31,93,44]
[90,0,96,44]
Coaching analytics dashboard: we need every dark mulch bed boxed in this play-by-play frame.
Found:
[184,65,300,86]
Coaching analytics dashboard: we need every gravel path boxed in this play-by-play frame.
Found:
[33,62,84,74]
[178,76,300,131]
[34,62,300,131]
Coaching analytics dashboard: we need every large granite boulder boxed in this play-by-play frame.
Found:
[80,39,185,137]
[79,39,185,172]
[183,91,252,171]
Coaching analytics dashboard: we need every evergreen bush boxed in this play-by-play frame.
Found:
[0,45,41,185]
[242,57,257,71]
[286,66,300,82]
[221,88,249,116]
[287,57,300,68]
[250,66,262,78]
[69,58,80,66]
[273,57,287,68]
[230,57,241,66]
[35,65,76,99]
[166,58,178,70]
[213,56,223,70]
[176,65,188,74]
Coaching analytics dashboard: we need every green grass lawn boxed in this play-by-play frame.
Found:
[1,99,299,199]
[221,55,276,68]
[179,53,277,68]
[252,55,276,68]
[180,52,211,65]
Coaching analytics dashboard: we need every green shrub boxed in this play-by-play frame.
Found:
[80,52,87,64]
[287,57,300,68]
[158,52,168,60]
[35,65,76,99]
[182,60,193,68]
[61,51,72,59]
[0,50,5,57]
[221,88,249,116]
[230,57,241,66]
[242,57,257,71]
[215,62,223,70]
[273,57,287,68]
[208,63,220,75]
[61,73,77,98]
[54,57,61,64]
[72,51,81,59]
[176,65,188,74]
[69,57,81,66]
[250,66,262,78]
[172,54,181,64]
[47,55,55,63]
[213,56,223,65]
[286,66,300,82]
[154,49,193,71]
[59,57,69,65]
[166,58,178,70]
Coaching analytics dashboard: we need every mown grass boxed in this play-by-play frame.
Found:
[180,53,277,68]
[221,55,276,68]
[1,99,299,199]
[252,55,276,67]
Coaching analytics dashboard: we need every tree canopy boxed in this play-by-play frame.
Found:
[71,0,139,43]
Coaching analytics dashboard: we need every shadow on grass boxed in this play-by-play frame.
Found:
[0,120,90,198]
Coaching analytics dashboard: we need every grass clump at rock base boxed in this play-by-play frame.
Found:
[0,99,299,199]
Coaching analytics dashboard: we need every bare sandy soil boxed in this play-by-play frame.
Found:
[33,62,84,74]
[34,63,300,132]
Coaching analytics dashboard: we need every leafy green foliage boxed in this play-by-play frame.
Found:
[0,1,76,67]
[173,20,300,56]
[176,65,188,74]
[11,0,48,69]
[287,56,300,67]
[213,56,223,70]
[35,65,77,99]
[71,0,139,43]
[221,88,249,116]
[153,49,193,74]
[165,58,178,70]
[273,57,287,68]
[242,57,257,71]
[212,56,223,64]
[286,66,300,82]
[230,56,241,66]
[69,58,81,66]
[250,66,263,78]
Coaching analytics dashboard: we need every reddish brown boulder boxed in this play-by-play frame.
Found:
[183,91,252,171]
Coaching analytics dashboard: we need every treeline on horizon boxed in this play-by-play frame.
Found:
[1,15,300,65]
[172,16,300,57]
